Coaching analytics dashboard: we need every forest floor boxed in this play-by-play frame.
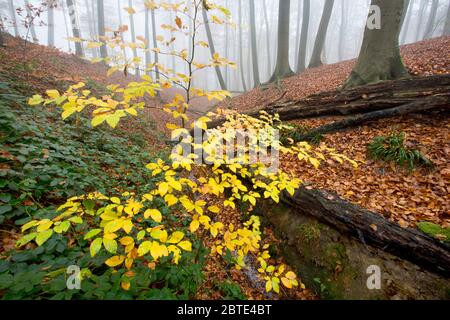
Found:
[0,34,448,300]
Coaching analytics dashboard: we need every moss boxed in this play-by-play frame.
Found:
[417,222,450,243]
[297,222,322,243]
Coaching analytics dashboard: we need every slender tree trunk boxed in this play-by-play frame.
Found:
[343,0,409,89]
[444,2,450,36]
[66,0,84,56]
[97,0,108,58]
[249,0,261,86]
[7,0,19,37]
[262,0,272,76]
[297,0,310,73]
[117,0,128,61]
[238,0,247,92]
[294,0,302,70]
[400,0,413,44]
[0,11,4,47]
[424,0,439,39]
[47,0,55,47]
[269,0,295,82]
[308,0,335,68]
[24,0,38,43]
[128,0,140,76]
[151,8,159,81]
[85,0,98,57]
[338,0,347,60]
[224,0,229,87]
[415,0,428,41]
[61,0,72,51]
[145,7,151,74]
[202,8,227,90]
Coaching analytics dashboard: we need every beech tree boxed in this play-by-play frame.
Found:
[444,2,450,36]
[269,0,294,82]
[47,0,56,47]
[238,0,247,91]
[343,0,409,89]
[97,0,108,58]
[66,0,84,56]
[309,0,335,68]
[249,0,260,86]
[296,0,310,73]
[202,6,227,90]
[424,0,439,39]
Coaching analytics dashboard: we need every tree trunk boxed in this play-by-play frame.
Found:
[276,186,450,277]
[47,0,55,47]
[128,0,140,76]
[294,0,302,71]
[145,8,151,75]
[97,0,108,58]
[400,0,413,44]
[7,0,19,37]
[84,0,98,57]
[269,0,295,82]
[61,0,72,51]
[24,0,38,43]
[66,0,84,56]
[343,0,409,89]
[263,0,272,78]
[338,0,347,61]
[150,8,159,81]
[202,8,227,90]
[249,0,261,86]
[296,0,310,73]
[199,75,450,133]
[238,0,247,92]
[308,0,335,68]
[424,0,439,39]
[444,2,450,36]
[415,0,428,41]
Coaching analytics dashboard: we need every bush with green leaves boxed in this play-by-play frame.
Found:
[367,132,433,170]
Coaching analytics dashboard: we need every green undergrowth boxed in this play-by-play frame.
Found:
[0,76,210,299]
[367,132,433,171]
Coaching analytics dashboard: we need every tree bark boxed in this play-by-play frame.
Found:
[415,0,428,41]
[97,0,108,59]
[61,0,72,51]
[277,187,450,277]
[400,0,413,44]
[308,0,335,68]
[296,0,310,73]
[7,0,19,37]
[444,1,450,36]
[24,0,38,43]
[202,8,227,90]
[128,0,140,76]
[238,0,247,92]
[66,0,84,56]
[263,0,272,77]
[343,0,409,89]
[338,0,347,61]
[47,0,55,47]
[269,0,295,82]
[424,0,439,39]
[199,75,450,133]
[145,7,151,75]
[117,0,128,61]
[150,8,159,81]
[249,0,261,86]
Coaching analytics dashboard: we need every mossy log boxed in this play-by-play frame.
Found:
[278,186,450,277]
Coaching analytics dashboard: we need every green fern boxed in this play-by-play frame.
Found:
[367,132,433,170]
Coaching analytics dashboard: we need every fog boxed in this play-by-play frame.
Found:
[1,0,449,91]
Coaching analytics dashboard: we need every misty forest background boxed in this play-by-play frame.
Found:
[1,0,449,92]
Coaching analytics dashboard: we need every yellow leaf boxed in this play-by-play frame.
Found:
[90,238,103,257]
[190,220,200,233]
[164,194,178,207]
[208,205,220,213]
[125,7,136,14]
[167,231,184,244]
[105,255,125,267]
[144,209,162,223]
[281,277,292,289]
[46,90,60,99]
[103,238,118,254]
[121,281,131,291]
[178,240,192,251]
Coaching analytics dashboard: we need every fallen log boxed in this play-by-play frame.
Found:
[296,92,450,139]
[276,186,450,277]
[198,75,450,135]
